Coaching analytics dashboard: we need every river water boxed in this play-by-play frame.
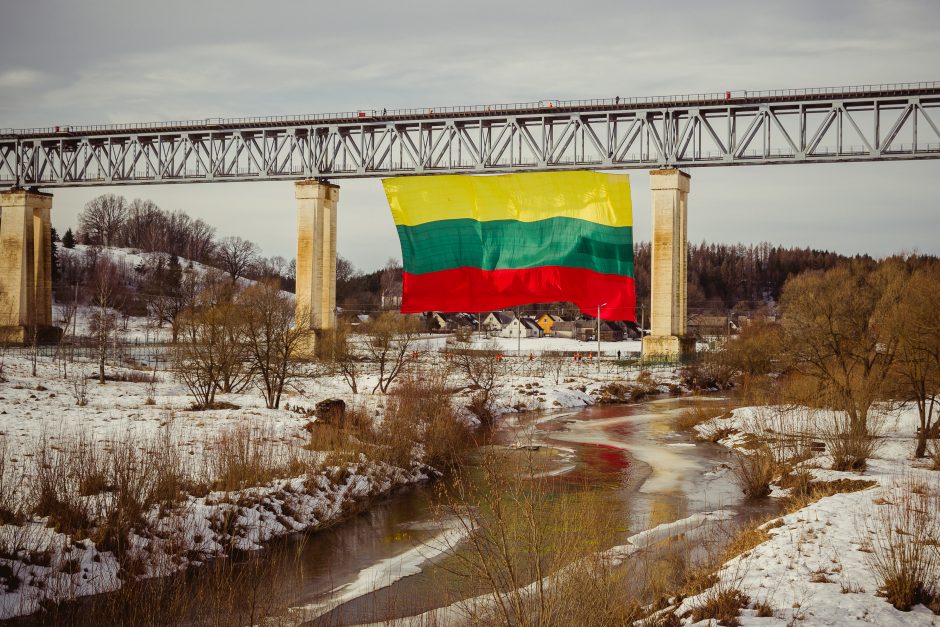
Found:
[259,396,773,626]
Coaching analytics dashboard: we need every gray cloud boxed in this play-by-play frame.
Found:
[2,0,939,270]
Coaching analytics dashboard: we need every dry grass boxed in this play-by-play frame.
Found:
[372,372,472,471]
[783,478,878,514]
[686,587,750,626]
[862,476,940,612]
[26,533,307,626]
[438,448,649,626]
[825,425,879,471]
[730,446,778,500]
[0,435,27,525]
[203,422,287,492]
[675,401,734,433]
[29,430,197,559]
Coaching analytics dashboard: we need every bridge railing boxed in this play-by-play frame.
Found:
[5,81,938,138]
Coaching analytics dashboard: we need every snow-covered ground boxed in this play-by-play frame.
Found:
[465,335,642,356]
[0,336,671,620]
[0,351,442,619]
[677,405,940,626]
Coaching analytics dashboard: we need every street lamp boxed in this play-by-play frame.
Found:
[597,302,607,374]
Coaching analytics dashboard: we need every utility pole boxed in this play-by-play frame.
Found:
[597,302,607,374]
[517,308,522,356]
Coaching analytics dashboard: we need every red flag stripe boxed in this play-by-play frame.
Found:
[401,266,636,321]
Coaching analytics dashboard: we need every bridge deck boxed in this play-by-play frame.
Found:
[2,81,939,187]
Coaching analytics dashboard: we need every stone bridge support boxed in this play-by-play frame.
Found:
[0,189,55,344]
[295,180,338,348]
[642,169,695,360]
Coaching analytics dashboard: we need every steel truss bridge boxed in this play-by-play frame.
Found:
[2,82,939,188]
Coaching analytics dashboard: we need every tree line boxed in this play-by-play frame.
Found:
[334,242,879,317]
[67,193,295,290]
[713,255,940,463]
[633,241,876,314]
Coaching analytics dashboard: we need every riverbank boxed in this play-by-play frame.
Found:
[669,405,940,625]
[295,397,761,625]
[0,350,685,621]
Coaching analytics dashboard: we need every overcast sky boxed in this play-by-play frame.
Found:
[1,0,938,271]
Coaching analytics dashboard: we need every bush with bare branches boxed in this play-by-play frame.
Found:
[240,280,311,409]
[862,477,940,611]
[453,341,504,424]
[362,312,421,394]
[822,411,882,471]
[730,446,777,500]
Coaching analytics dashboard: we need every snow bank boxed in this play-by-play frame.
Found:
[679,404,940,626]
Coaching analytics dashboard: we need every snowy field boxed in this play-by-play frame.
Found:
[5,310,935,624]
[677,406,940,626]
[0,342,664,619]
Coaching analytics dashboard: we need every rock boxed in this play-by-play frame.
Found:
[315,398,346,424]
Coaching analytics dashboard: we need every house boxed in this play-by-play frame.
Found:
[535,313,564,336]
[482,311,515,334]
[597,321,625,342]
[552,319,597,340]
[500,316,542,338]
[605,320,643,340]
[429,312,478,332]
[688,313,732,338]
[521,317,543,337]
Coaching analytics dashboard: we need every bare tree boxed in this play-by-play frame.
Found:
[323,320,362,394]
[363,312,420,394]
[893,264,940,457]
[216,236,258,286]
[148,262,203,343]
[88,257,123,383]
[122,198,166,251]
[540,352,567,385]
[453,340,505,423]
[173,307,231,409]
[380,258,402,310]
[780,261,907,436]
[336,254,356,285]
[183,216,216,263]
[240,280,310,409]
[78,194,128,247]
[201,279,254,394]
[54,285,79,378]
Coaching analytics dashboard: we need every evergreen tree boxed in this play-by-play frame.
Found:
[62,228,76,249]
[51,227,59,282]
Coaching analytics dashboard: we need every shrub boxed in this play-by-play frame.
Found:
[687,587,750,626]
[374,372,471,471]
[203,422,282,491]
[823,413,879,471]
[679,353,737,391]
[730,446,777,499]
[863,477,940,611]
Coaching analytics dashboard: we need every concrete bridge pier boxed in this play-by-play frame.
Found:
[295,180,339,349]
[0,188,57,344]
[642,169,695,360]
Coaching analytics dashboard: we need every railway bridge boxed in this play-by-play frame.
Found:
[2,81,939,355]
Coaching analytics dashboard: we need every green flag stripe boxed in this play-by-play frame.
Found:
[396,217,634,277]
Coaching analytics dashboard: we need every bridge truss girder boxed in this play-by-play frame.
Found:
[2,87,939,188]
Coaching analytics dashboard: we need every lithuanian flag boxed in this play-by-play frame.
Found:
[382,171,635,321]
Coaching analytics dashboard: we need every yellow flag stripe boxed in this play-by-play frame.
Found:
[382,171,632,227]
